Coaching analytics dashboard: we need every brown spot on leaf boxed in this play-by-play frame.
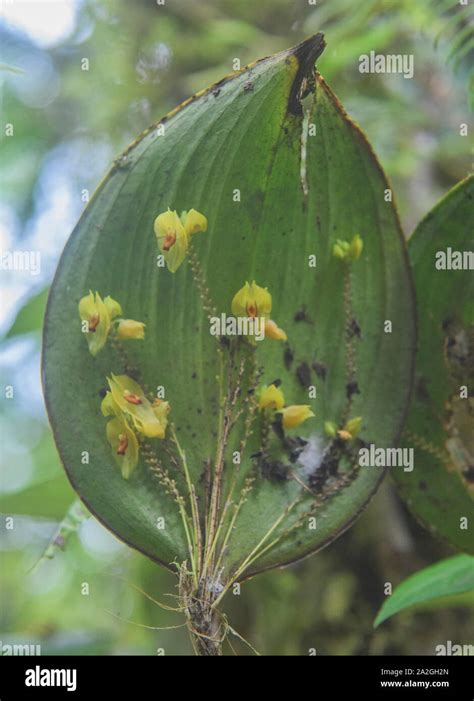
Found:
[284,345,294,370]
[296,361,312,389]
[312,360,327,380]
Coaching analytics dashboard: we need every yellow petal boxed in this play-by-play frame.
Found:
[152,399,170,420]
[182,209,208,237]
[106,416,139,479]
[154,209,182,237]
[104,295,122,319]
[116,319,146,340]
[349,234,363,261]
[280,405,314,430]
[259,384,285,410]
[164,237,188,273]
[344,416,363,438]
[78,290,96,319]
[78,291,111,356]
[231,281,251,316]
[332,240,349,260]
[264,319,287,341]
[152,399,170,438]
[324,421,337,437]
[101,391,120,417]
[249,281,272,317]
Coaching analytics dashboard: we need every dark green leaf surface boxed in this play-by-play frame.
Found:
[394,176,474,553]
[43,36,415,578]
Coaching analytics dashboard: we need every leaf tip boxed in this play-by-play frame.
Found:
[287,33,326,115]
[291,33,326,68]
[373,611,385,628]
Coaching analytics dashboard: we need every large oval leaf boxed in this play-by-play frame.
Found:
[43,35,415,582]
[393,175,474,553]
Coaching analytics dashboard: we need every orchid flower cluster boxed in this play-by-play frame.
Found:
[101,375,170,479]
[77,206,364,498]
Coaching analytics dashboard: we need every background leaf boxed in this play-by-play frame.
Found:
[0,476,76,519]
[32,499,89,568]
[393,176,474,553]
[5,287,49,339]
[374,554,474,626]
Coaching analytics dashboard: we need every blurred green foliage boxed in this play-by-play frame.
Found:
[1,0,472,655]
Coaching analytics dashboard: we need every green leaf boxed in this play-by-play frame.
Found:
[433,0,474,74]
[374,554,474,627]
[393,176,474,553]
[5,287,49,338]
[43,35,415,580]
[0,476,77,519]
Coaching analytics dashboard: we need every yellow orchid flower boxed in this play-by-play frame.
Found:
[182,209,208,237]
[154,209,188,273]
[231,281,287,341]
[107,374,168,438]
[154,207,207,272]
[116,319,146,340]
[79,291,145,354]
[106,415,139,479]
[332,235,364,262]
[78,291,121,356]
[259,384,285,411]
[279,405,314,430]
[337,416,363,441]
[231,281,272,318]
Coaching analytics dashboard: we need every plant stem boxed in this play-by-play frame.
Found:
[212,498,299,608]
[179,566,224,656]
[171,426,203,577]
